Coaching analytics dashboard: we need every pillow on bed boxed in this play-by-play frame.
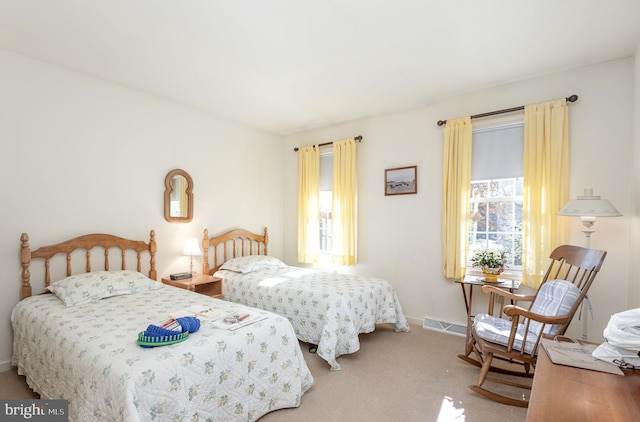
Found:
[219,255,287,274]
[47,270,161,307]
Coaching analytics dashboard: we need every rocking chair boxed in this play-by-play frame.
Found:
[460,244,607,407]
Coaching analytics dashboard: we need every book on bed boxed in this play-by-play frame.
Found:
[168,305,224,320]
[210,311,268,331]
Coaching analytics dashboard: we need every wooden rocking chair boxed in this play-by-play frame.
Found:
[460,244,607,407]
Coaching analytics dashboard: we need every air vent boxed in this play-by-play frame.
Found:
[422,317,466,337]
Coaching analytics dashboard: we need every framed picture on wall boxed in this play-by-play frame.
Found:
[385,166,417,196]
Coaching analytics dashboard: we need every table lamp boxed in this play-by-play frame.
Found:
[557,188,621,339]
[182,237,203,277]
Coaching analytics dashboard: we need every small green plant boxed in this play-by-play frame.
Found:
[471,249,508,272]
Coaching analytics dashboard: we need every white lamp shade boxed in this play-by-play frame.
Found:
[182,237,203,256]
[557,188,621,217]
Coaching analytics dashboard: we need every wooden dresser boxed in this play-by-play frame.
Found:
[527,346,640,421]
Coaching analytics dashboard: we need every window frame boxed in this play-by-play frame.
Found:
[467,121,524,273]
[468,177,523,271]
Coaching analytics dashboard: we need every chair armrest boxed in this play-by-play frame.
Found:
[480,285,535,302]
[501,305,572,353]
[503,305,571,325]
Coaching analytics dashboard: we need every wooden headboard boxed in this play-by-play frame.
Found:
[202,228,269,275]
[20,231,157,299]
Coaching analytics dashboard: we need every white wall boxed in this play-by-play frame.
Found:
[0,49,285,369]
[3,48,637,371]
[631,45,640,309]
[283,59,637,341]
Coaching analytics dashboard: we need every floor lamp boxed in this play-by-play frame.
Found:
[557,188,621,339]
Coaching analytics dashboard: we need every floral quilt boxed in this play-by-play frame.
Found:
[11,284,314,422]
[215,266,410,370]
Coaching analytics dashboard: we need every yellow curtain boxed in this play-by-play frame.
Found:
[522,99,569,288]
[332,138,357,265]
[297,145,320,263]
[442,117,473,279]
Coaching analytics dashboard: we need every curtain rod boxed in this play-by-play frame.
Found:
[436,94,579,127]
[293,135,362,152]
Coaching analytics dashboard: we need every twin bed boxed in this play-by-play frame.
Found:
[11,231,313,422]
[11,227,409,421]
[202,227,410,370]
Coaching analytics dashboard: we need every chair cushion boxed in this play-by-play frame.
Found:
[528,279,581,335]
[474,279,581,354]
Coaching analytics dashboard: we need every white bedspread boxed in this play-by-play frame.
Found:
[11,285,313,422]
[215,266,410,370]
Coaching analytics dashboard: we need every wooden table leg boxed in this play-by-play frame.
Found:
[460,282,474,357]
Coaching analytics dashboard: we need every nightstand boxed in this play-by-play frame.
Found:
[161,274,223,298]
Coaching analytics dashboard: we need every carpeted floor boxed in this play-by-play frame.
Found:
[1,324,529,421]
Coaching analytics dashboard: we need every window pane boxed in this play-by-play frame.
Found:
[469,178,522,268]
[319,190,332,251]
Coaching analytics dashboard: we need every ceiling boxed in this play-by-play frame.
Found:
[1,1,640,135]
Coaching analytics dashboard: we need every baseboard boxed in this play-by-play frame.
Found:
[404,316,423,327]
[422,317,466,337]
[0,360,12,373]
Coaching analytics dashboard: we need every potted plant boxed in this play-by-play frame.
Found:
[471,249,508,281]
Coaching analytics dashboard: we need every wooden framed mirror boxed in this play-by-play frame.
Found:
[164,169,194,223]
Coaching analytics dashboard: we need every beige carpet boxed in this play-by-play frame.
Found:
[1,324,528,422]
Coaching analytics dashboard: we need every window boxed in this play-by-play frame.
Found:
[319,191,332,251]
[468,123,524,269]
[319,151,333,252]
[469,178,523,267]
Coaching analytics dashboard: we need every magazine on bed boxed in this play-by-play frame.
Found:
[210,311,268,331]
[168,305,224,320]
[169,305,267,330]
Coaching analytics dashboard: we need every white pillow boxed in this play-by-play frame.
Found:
[47,270,161,307]
[219,255,287,274]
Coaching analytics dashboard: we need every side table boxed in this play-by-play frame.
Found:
[455,275,521,358]
[162,274,223,298]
